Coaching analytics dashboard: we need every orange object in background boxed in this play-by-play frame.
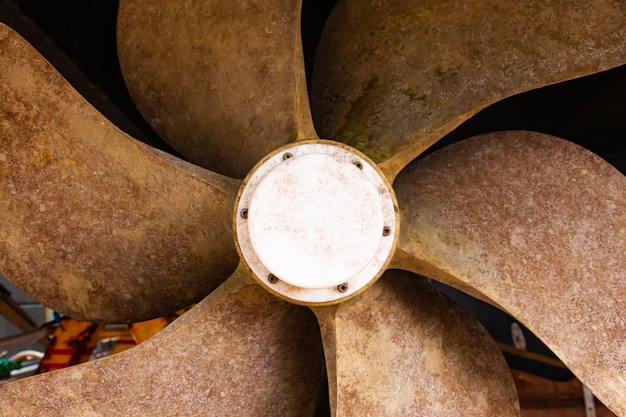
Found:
[37,313,182,374]
[37,319,101,373]
[37,318,135,373]
[130,317,172,344]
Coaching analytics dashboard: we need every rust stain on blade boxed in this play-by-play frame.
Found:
[0,267,324,416]
[117,0,317,178]
[0,23,240,323]
[395,131,626,416]
[310,0,626,179]
[313,270,519,417]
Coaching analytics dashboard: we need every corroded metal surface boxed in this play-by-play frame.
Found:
[117,0,318,179]
[313,270,520,417]
[4,0,626,413]
[393,131,626,416]
[0,267,324,416]
[0,24,240,323]
[310,0,626,179]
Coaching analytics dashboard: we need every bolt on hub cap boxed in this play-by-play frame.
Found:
[235,140,398,305]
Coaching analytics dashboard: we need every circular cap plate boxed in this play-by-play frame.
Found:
[235,141,397,305]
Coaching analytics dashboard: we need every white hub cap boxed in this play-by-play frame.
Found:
[235,141,398,305]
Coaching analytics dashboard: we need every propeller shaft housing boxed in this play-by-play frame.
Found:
[235,141,398,305]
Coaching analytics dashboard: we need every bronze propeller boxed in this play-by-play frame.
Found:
[1,0,626,415]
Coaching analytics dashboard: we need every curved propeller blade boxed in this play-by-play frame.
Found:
[393,131,626,415]
[310,0,626,179]
[0,23,239,323]
[313,270,519,416]
[117,0,318,178]
[0,267,324,416]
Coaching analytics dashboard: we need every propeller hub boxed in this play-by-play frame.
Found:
[234,140,398,305]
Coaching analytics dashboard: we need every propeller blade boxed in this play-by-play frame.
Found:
[393,131,626,415]
[0,267,324,416]
[310,0,626,179]
[117,0,318,178]
[0,23,239,323]
[313,270,519,416]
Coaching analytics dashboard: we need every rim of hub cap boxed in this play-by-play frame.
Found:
[234,140,399,305]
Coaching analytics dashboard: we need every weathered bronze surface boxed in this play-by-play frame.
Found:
[394,131,626,416]
[0,267,324,416]
[310,0,626,179]
[314,270,520,416]
[1,0,626,414]
[117,0,317,178]
[0,24,240,323]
